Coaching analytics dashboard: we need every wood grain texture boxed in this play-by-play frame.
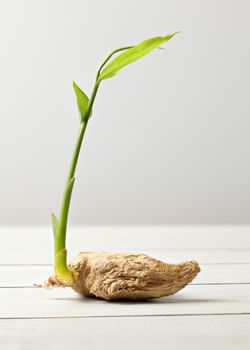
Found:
[1,284,250,318]
[2,248,250,264]
[0,315,250,350]
[1,226,250,264]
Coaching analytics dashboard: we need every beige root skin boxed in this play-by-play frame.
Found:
[45,252,200,300]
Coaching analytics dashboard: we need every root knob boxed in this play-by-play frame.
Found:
[66,252,200,300]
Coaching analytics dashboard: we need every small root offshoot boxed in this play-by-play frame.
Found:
[34,275,64,289]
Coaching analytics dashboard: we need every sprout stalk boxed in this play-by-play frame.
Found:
[53,81,100,285]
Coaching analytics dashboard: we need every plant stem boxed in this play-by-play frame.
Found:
[54,81,100,285]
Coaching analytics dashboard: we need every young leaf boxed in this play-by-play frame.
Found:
[96,46,133,81]
[51,212,58,239]
[73,82,92,122]
[98,33,178,82]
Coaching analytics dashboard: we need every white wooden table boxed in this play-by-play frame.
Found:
[1,226,249,349]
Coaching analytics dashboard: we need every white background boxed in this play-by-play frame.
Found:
[0,0,249,225]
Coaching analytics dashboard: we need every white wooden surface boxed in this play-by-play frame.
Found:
[0,226,250,349]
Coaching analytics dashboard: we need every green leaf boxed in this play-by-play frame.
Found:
[98,33,179,82]
[51,212,58,239]
[73,81,92,122]
[96,46,133,81]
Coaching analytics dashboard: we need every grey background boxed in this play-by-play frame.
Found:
[0,0,249,225]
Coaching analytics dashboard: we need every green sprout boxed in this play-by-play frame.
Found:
[52,33,179,285]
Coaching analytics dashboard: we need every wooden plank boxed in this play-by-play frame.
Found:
[1,249,249,265]
[1,225,250,250]
[0,284,250,318]
[1,264,250,287]
[0,227,249,350]
[1,226,249,264]
[0,315,249,350]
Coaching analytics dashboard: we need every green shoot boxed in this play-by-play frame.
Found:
[52,33,178,285]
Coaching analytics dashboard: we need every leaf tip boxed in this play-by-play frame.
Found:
[72,81,78,90]
[51,212,59,239]
[172,31,181,37]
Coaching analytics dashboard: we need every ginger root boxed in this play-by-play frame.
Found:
[46,252,200,300]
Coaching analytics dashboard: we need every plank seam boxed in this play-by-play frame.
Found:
[1,313,250,320]
[1,282,250,289]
